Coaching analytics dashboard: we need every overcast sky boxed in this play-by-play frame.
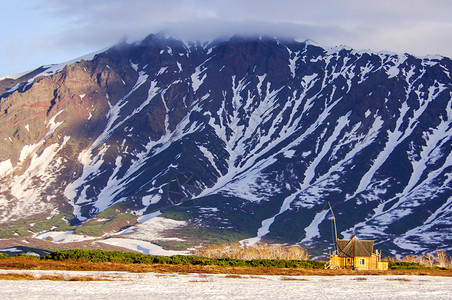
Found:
[1,0,452,77]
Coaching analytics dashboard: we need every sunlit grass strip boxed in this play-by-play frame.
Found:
[0,257,451,276]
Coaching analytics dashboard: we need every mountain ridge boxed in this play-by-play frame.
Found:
[0,34,451,256]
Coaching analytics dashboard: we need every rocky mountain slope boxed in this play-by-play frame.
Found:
[0,34,451,256]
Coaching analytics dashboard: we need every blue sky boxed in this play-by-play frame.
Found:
[1,0,452,78]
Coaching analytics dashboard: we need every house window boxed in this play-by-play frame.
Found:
[360,258,365,265]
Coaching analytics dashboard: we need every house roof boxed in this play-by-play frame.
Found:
[336,237,374,257]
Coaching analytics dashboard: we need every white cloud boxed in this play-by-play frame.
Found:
[38,0,452,56]
[1,0,452,77]
[365,23,450,56]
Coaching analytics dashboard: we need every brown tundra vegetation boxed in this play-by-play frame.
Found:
[384,250,451,268]
[191,242,310,260]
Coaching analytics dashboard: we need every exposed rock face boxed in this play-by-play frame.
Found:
[0,35,451,255]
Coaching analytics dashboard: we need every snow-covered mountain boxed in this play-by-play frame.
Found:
[0,34,451,255]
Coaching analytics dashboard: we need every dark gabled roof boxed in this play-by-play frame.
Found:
[336,237,374,257]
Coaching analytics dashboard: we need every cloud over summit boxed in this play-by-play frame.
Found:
[41,0,452,55]
[1,0,451,77]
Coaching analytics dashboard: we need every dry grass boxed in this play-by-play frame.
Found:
[224,274,243,278]
[280,277,308,281]
[249,275,265,279]
[388,250,451,268]
[0,273,107,281]
[192,242,309,260]
[0,273,36,280]
[386,278,411,282]
[0,258,451,277]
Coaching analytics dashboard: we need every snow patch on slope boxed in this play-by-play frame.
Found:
[0,136,70,222]
[191,66,207,93]
[34,230,97,243]
[0,160,13,177]
[98,238,187,256]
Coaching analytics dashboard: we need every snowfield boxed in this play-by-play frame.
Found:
[0,270,451,299]
[30,214,190,256]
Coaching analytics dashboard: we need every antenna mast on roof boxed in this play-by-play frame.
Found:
[328,202,338,247]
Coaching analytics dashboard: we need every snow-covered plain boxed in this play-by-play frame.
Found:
[0,270,450,299]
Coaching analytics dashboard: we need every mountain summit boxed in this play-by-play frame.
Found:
[0,35,451,255]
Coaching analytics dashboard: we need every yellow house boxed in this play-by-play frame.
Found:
[326,236,388,270]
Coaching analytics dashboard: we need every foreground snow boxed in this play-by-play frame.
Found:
[0,270,450,299]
